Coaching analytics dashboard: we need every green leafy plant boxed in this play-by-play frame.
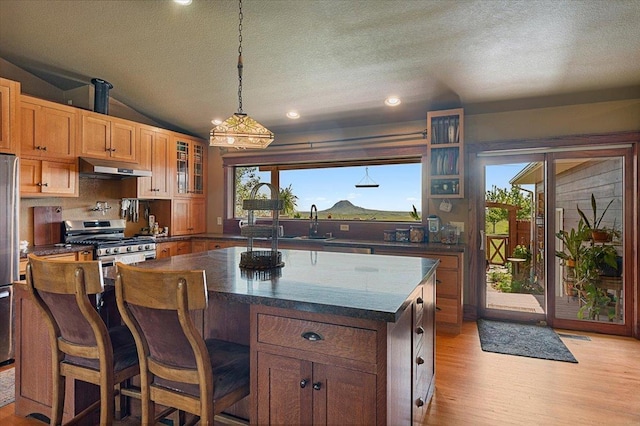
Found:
[577,193,614,232]
[555,219,589,265]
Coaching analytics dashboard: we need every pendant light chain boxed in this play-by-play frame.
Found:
[237,0,244,114]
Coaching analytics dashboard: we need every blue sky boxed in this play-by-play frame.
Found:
[253,162,529,213]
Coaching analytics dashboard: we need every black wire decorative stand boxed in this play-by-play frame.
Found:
[239,182,285,270]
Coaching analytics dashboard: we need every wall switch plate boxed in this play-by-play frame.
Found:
[217,217,222,225]
[340,224,349,231]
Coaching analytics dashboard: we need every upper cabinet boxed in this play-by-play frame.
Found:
[173,135,206,198]
[426,108,464,198]
[0,78,20,154]
[135,125,172,199]
[20,95,76,159]
[20,158,78,197]
[79,110,138,163]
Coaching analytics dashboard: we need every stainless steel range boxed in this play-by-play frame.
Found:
[63,219,156,266]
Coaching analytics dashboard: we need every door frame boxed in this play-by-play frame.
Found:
[468,133,638,337]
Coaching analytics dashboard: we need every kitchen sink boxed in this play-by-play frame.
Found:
[280,235,335,241]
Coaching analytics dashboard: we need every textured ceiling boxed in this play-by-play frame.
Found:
[1,0,639,141]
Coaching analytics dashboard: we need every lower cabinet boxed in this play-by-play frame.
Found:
[251,283,435,426]
[256,351,376,425]
[156,241,177,258]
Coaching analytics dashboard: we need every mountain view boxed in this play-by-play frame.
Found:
[317,200,418,221]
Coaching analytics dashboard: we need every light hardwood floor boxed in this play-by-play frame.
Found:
[2,321,639,425]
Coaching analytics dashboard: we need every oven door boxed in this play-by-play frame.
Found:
[98,251,155,268]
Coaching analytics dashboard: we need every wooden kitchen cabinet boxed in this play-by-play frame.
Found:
[176,240,191,255]
[156,241,178,258]
[20,158,78,197]
[252,290,435,425]
[171,198,206,235]
[134,125,172,198]
[253,306,378,425]
[434,253,463,334]
[256,352,376,425]
[427,108,464,198]
[173,135,205,198]
[79,110,137,162]
[19,96,76,159]
[0,78,20,154]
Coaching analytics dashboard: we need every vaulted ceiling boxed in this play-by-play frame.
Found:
[1,0,639,141]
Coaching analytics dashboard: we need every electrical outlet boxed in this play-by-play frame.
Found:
[340,224,349,231]
[450,221,464,232]
[216,217,222,225]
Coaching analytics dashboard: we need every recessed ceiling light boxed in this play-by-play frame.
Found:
[384,96,401,107]
[174,0,192,5]
[286,111,300,119]
[211,119,222,125]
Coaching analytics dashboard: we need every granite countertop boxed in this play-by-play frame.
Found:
[189,233,466,253]
[19,243,94,258]
[133,247,438,323]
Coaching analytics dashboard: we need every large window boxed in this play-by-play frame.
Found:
[234,162,422,221]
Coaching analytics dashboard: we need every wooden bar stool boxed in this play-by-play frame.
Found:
[115,262,250,426]
[25,254,139,425]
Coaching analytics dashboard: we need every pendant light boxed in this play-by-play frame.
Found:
[355,167,379,188]
[210,0,274,149]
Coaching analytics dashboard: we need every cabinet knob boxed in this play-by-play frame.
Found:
[416,397,425,407]
[416,356,425,365]
[416,326,424,335]
[312,382,322,391]
[300,379,308,388]
[37,182,49,187]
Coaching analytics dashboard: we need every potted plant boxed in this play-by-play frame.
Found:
[577,193,615,242]
[574,242,619,320]
[555,219,588,268]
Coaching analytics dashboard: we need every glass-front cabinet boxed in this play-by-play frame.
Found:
[427,108,464,198]
[174,136,205,197]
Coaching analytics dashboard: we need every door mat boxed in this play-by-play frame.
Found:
[0,368,15,408]
[477,319,578,363]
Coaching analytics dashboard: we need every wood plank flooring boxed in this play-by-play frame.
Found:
[2,321,639,425]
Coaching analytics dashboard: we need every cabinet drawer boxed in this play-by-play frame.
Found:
[435,254,458,269]
[257,314,377,364]
[435,269,459,298]
[435,297,459,324]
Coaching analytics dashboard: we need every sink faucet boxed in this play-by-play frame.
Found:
[310,204,318,237]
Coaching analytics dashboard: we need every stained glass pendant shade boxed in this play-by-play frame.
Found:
[210,0,274,149]
[210,113,274,149]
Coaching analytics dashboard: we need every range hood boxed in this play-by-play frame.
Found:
[79,157,152,179]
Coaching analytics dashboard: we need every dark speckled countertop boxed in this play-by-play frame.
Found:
[19,244,94,258]
[133,246,438,323]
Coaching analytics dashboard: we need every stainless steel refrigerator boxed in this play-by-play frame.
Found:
[0,154,19,364]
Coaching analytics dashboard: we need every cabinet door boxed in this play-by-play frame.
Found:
[41,161,77,196]
[20,158,42,195]
[110,118,137,162]
[256,352,312,426]
[172,199,190,235]
[313,363,377,425]
[151,130,172,197]
[80,112,110,158]
[176,241,191,256]
[19,101,40,157]
[190,198,206,234]
[41,104,76,159]
[156,242,177,258]
[0,79,18,153]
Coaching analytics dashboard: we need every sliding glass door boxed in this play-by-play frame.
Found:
[479,156,546,323]
[549,149,632,334]
[474,145,633,335]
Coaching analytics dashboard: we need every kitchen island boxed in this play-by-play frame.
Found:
[15,247,437,425]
